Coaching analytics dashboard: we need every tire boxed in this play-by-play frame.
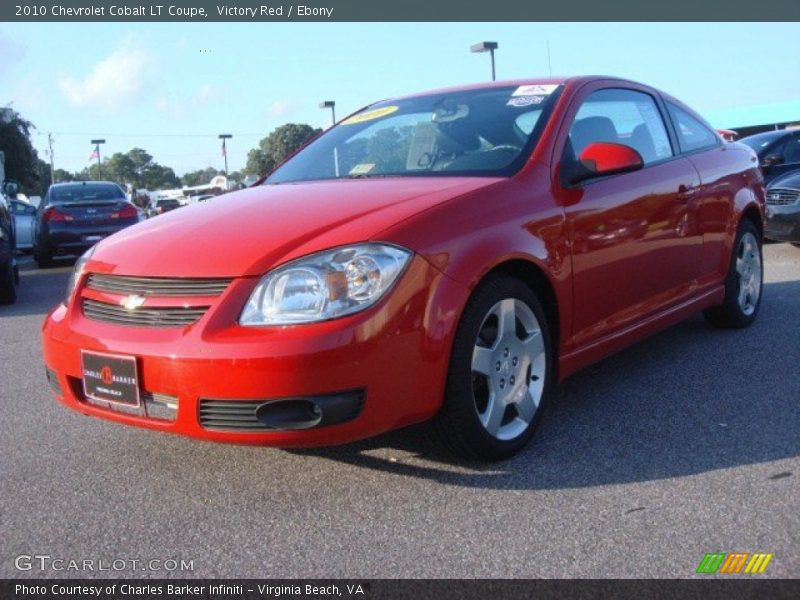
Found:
[436,276,553,461]
[703,220,763,329]
[0,256,17,305]
[35,248,54,268]
[792,243,800,249]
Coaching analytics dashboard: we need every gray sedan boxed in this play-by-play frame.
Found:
[9,199,36,251]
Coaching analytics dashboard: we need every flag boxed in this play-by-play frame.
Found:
[88,148,98,161]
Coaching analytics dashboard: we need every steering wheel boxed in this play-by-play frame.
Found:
[489,144,522,153]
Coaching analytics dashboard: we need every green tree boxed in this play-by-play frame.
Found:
[244,148,273,177]
[0,105,42,194]
[181,167,222,187]
[53,168,76,183]
[244,123,321,176]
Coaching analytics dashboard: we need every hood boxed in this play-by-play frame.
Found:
[89,177,500,277]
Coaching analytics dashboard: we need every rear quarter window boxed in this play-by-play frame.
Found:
[667,102,720,153]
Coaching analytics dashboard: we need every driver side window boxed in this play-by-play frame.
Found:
[567,88,673,165]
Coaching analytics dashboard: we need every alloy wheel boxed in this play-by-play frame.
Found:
[471,298,546,441]
[736,231,762,316]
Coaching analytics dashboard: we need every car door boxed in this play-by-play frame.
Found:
[10,200,35,248]
[554,84,704,348]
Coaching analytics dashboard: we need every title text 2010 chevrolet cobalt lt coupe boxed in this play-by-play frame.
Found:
[42,77,765,459]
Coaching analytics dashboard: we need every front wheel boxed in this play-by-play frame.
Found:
[703,220,763,328]
[0,257,17,305]
[436,276,552,460]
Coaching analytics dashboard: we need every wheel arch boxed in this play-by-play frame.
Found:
[472,257,562,379]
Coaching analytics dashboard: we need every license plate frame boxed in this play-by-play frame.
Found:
[81,350,141,407]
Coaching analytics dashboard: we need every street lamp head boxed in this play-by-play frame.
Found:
[470,41,498,53]
[218,134,232,139]
[90,139,106,145]
[319,101,335,109]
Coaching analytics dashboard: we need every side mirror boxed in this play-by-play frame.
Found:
[565,142,644,185]
[761,154,784,168]
[3,181,19,196]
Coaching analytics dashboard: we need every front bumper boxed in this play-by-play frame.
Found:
[41,255,468,446]
[765,204,800,243]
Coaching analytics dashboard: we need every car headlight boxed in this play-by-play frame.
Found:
[240,243,412,326]
[65,246,95,305]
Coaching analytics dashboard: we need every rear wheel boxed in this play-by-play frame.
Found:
[35,247,54,268]
[436,276,552,460]
[703,220,763,328]
[0,256,17,305]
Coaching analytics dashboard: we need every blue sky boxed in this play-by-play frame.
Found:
[2,22,799,177]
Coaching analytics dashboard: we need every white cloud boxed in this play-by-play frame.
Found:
[265,100,293,118]
[195,84,222,104]
[0,32,26,74]
[59,39,149,112]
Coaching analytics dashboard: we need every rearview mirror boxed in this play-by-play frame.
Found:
[3,180,19,196]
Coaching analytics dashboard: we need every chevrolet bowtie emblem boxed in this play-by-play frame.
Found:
[120,295,146,310]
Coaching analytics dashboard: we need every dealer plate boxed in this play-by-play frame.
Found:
[81,350,140,407]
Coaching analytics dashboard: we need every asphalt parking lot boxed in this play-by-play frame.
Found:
[1,245,798,579]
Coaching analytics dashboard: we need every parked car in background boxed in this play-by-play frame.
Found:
[43,77,765,460]
[9,199,36,252]
[147,197,182,217]
[0,182,19,304]
[765,171,800,245]
[34,181,140,268]
[740,129,800,185]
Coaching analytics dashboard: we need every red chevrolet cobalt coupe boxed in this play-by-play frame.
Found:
[42,77,765,459]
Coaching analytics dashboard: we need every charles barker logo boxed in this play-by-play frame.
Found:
[100,366,114,385]
[697,552,773,574]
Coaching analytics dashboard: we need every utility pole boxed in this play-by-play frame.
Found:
[47,133,55,184]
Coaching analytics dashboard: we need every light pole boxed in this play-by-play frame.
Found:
[319,100,336,126]
[470,41,498,81]
[218,134,232,182]
[90,139,105,177]
[319,101,339,176]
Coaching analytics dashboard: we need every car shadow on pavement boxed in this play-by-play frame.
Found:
[293,279,800,490]
[0,258,75,318]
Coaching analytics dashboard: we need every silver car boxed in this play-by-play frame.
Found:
[9,199,36,251]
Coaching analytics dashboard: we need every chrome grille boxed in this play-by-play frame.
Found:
[766,188,800,206]
[86,274,231,296]
[82,299,208,327]
[199,399,266,431]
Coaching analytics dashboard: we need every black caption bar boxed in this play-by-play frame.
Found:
[2,580,800,600]
[2,0,800,22]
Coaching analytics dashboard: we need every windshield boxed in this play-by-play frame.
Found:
[266,85,562,184]
[50,183,125,203]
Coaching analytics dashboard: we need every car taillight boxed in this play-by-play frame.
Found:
[112,204,138,219]
[43,207,73,222]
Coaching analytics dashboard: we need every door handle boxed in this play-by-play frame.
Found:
[677,184,697,203]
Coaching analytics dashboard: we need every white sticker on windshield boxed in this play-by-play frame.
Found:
[349,163,375,175]
[507,95,545,107]
[512,84,558,97]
